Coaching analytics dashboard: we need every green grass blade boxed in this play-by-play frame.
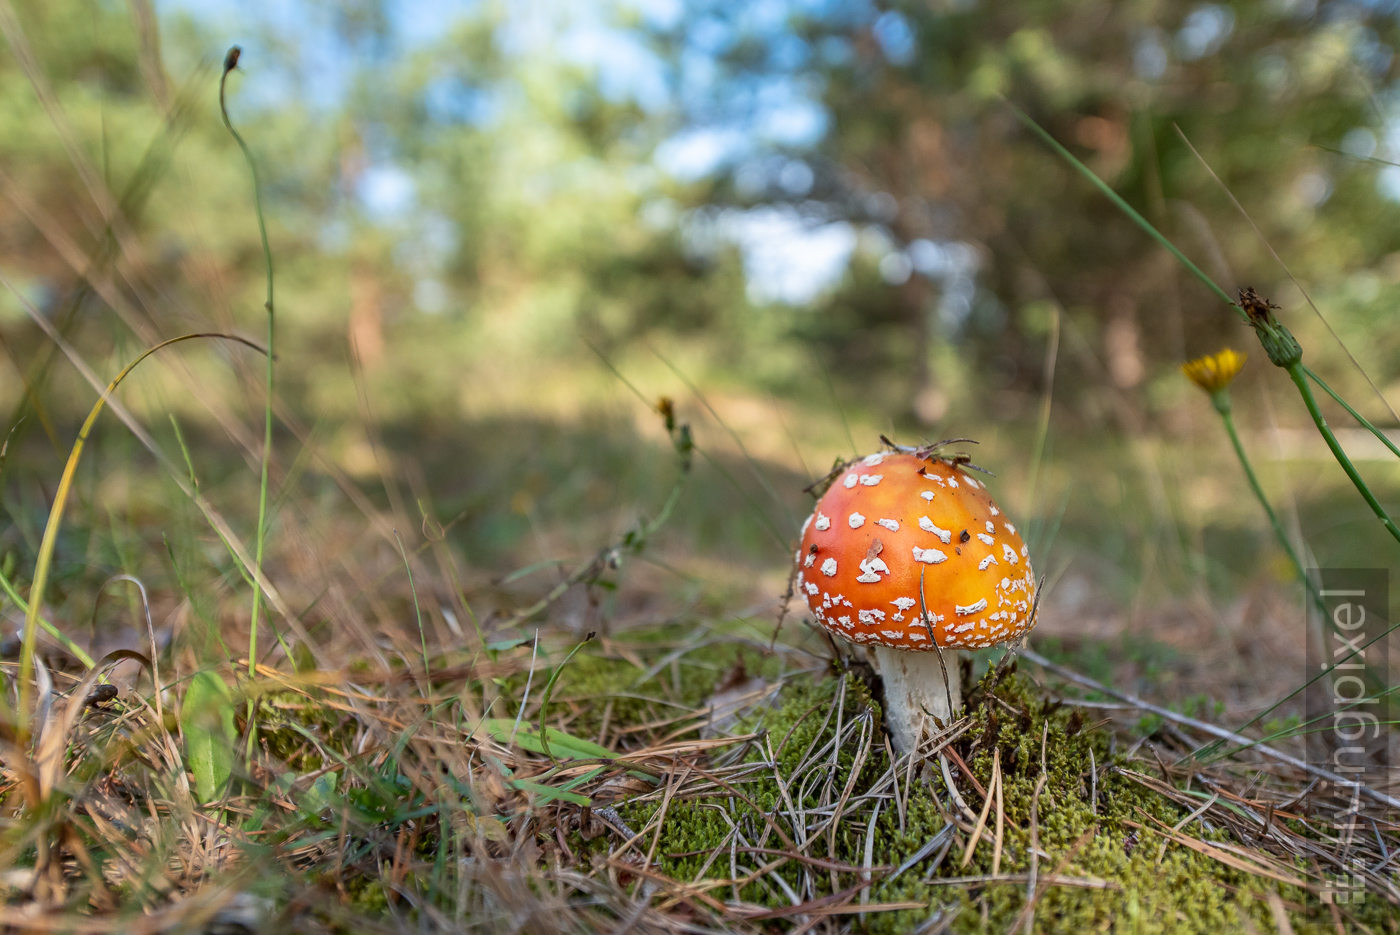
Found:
[1304,365,1400,460]
[558,764,609,792]
[482,718,616,761]
[168,413,199,489]
[508,779,591,806]
[536,633,594,760]
[1003,99,1241,317]
[1286,363,1400,546]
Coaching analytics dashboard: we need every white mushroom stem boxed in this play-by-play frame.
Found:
[871,645,960,755]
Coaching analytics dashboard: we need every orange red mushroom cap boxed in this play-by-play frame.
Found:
[794,452,1037,650]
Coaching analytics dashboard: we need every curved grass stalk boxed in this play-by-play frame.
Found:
[17,333,266,733]
[218,49,277,683]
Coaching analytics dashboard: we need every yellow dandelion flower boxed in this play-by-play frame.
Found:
[1182,348,1247,395]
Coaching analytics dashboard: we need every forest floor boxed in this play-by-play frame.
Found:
[10,578,1398,935]
[0,342,1394,934]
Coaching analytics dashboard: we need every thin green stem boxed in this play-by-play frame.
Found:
[395,530,430,685]
[219,52,277,683]
[537,634,594,762]
[169,413,199,489]
[220,49,281,768]
[1004,99,1241,317]
[1303,365,1400,461]
[1184,399,1337,761]
[1215,402,1324,617]
[1286,363,1400,546]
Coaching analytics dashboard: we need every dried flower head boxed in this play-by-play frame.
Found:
[1182,348,1247,395]
[1236,287,1278,325]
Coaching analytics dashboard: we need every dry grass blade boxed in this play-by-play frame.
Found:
[889,824,956,884]
[991,753,1006,879]
[1155,792,1220,867]
[730,876,919,920]
[825,711,872,867]
[1128,813,1314,890]
[939,753,978,825]
[1017,772,1046,934]
[927,873,1115,890]
[960,747,999,868]
[10,330,263,726]
[1266,890,1297,935]
[860,797,881,909]
[942,743,987,798]
[33,650,153,803]
[644,761,691,869]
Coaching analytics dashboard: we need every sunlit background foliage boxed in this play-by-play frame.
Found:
[2,0,1398,645]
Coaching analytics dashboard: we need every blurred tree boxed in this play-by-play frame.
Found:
[1,0,1398,590]
[656,0,1400,432]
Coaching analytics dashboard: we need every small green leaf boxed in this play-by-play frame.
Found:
[303,771,339,814]
[181,670,236,803]
[481,718,615,760]
[510,779,591,806]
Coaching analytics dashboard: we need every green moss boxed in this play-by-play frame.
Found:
[229,626,1397,933]
[513,623,789,742]
[599,658,1399,934]
[223,631,1399,933]
[255,691,360,772]
[343,876,392,915]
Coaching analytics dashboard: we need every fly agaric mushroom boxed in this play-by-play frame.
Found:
[794,445,1038,753]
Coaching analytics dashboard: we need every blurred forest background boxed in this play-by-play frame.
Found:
[1,0,1398,698]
